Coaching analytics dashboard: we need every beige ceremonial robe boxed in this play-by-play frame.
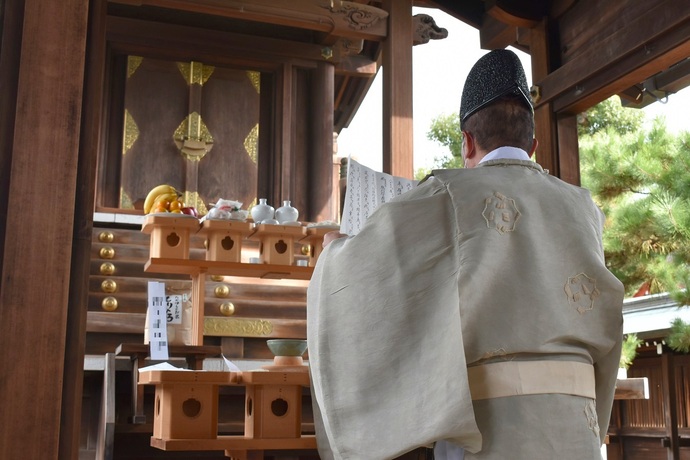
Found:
[307,158,625,460]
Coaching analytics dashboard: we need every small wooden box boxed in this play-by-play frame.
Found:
[300,226,339,267]
[242,370,310,439]
[249,224,306,265]
[142,214,199,259]
[198,219,253,262]
[139,370,232,440]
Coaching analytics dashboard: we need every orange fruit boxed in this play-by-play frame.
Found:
[169,200,182,211]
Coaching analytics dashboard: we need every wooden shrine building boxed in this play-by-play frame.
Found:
[1,1,690,459]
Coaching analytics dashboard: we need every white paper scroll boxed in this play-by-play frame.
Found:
[340,157,418,235]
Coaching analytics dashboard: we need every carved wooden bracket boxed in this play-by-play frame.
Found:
[412,14,449,46]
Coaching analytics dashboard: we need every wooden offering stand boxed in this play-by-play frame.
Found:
[139,356,316,459]
[198,219,254,263]
[299,226,339,267]
[141,216,318,458]
[248,224,306,265]
[142,214,200,259]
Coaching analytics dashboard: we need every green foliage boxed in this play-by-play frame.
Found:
[667,318,690,353]
[426,112,464,169]
[580,114,690,300]
[578,96,644,136]
[620,333,643,369]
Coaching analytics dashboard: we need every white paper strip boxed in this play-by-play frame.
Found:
[148,281,169,360]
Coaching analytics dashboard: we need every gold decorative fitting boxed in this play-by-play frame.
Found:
[99,247,115,259]
[321,47,334,60]
[98,231,114,243]
[219,302,235,316]
[119,188,134,210]
[127,56,143,79]
[210,275,224,282]
[244,123,259,164]
[247,71,260,94]
[204,317,273,337]
[101,279,117,293]
[214,285,230,298]
[123,109,139,155]
[100,262,116,276]
[177,61,215,86]
[102,297,118,312]
[301,245,311,256]
[173,112,214,161]
[530,85,541,104]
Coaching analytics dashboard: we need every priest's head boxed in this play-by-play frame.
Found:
[459,49,536,168]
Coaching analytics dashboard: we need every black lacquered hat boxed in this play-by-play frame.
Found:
[460,49,532,124]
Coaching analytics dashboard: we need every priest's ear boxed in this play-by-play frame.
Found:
[462,131,477,168]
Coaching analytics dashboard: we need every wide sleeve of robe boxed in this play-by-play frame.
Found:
[307,178,482,460]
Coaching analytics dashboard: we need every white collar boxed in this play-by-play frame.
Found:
[479,146,531,164]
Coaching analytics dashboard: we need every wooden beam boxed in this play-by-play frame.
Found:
[479,14,520,50]
[106,16,339,66]
[108,0,388,41]
[553,21,690,114]
[532,0,690,113]
[382,0,414,178]
[0,1,89,460]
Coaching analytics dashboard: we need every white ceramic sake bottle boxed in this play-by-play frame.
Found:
[251,198,274,223]
[275,200,299,224]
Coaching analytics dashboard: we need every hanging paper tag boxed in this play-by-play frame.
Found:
[148,281,169,360]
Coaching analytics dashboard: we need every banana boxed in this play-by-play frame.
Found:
[144,184,177,214]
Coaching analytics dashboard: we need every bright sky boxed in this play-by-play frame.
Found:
[337,8,690,173]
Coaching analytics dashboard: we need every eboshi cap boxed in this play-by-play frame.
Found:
[460,49,533,124]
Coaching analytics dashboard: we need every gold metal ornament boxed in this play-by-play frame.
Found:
[219,302,235,316]
[99,247,115,259]
[98,231,114,243]
[100,263,116,275]
[101,279,117,293]
[301,245,311,256]
[123,109,139,155]
[204,317,273,337]
[102,297,118,311]
[173,112,214,161]
[214,285,230,298]
[210,275,224,282]
[177,61,214,86]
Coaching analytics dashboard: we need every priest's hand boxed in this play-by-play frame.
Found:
[323,231,347,248]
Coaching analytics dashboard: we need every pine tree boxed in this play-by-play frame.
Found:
[579,99,690,303]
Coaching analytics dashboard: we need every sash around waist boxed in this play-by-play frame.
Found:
[467,360,596,400]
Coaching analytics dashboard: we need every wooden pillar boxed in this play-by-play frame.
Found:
[556,113,581,185]
[661,352,679,460]
[0,2,89,460]
[309,61,335,222]
[277,63,294,205]
[382,0,413,179]
[530,18,560,179]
